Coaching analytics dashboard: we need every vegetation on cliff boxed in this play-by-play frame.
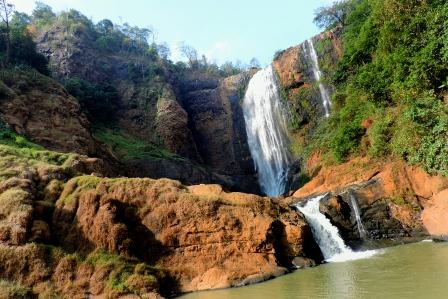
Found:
[0,2,48,73]
[301,0,448,176]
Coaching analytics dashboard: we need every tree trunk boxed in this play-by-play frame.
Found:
[5,21,10,65]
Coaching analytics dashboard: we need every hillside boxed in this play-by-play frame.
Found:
[0,0,447,298]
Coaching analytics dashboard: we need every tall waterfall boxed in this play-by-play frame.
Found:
[296,195,377,262]
[302,39,332,117]
[242,65,291,197]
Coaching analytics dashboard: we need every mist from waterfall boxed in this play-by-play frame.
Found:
[241,65,291,197]
[302,39,332,117]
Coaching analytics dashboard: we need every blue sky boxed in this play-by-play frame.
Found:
[12,0,335,66]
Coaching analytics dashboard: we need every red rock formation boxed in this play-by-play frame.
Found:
[53,178,320,292]
[289,157,448,240]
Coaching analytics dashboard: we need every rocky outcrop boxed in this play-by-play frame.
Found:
[0,69,96,156]
[155,87,202,162]
[37,24,200,159]
[422,189,448,239]
[124,157,258,194]
[52,178,321,292]
[288,157,448,244]
[0,143,322,297]
[179,71,255,176]
[272,29,342,126]
[172,70,259,193]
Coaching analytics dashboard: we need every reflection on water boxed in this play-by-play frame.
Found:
[179,242,448,299]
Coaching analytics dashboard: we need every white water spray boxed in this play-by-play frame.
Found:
[302,39,332,117]
[242,65,291,197]
[296,195,377,262]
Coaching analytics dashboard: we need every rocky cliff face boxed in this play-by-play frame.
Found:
[179,71,255,176]
[0,143,321,297]
[36,24,201,161]
[287,157,448,245]
[272,28,342,128]
[0,68,97,156]
[34,23,258,193]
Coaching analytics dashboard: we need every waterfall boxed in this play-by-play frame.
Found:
[302,39,332,117]
[295,195,377,262]
[348,190,367,239]
[242,65,291,197]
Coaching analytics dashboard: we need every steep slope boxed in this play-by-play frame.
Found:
[32,12,258,193]
[276,0,448,243]
[0,67,96,156]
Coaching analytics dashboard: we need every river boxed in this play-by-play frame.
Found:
[179,241,448,299]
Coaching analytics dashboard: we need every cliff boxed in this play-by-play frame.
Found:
[30,17,259,193]
[0,68,96,156]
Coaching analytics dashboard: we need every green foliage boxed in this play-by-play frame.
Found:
[32,1,56,27]
[402,92,448,176]
[0,12,49,74]
[0,121,74,175]
[314,0,352,30]
[330,97,372,161]
[93,126,184,161]
[0,121,43,150]
[84,251,163,294]
[64,77,120,123]
[307,0,448,176]
[367,109,393,157]
[314,37,339,83]
[288,85,316,132]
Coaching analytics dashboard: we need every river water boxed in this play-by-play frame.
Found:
[179,241,448,299]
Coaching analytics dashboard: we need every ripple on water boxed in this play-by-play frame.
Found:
[179,242,448,299]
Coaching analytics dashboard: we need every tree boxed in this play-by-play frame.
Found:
[96,19,114,35]
[32,1,55,25]
[0,0,14,65]
[11,12,30,28]
[250,57,260,68]
[178,42,199,68]
[157,42,171,60]
[313,0,352,29]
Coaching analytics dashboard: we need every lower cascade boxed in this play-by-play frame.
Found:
[296,195,377,262]
[242,65,291,196]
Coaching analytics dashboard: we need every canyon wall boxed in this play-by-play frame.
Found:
[25,22,260,193]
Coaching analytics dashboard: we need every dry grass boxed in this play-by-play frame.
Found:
[0,280,33,299]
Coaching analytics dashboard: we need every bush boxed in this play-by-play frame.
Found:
[93,126,184,161]
[0,280,32,299]
[64,78,120,123]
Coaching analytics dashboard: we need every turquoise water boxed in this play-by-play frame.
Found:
[179,242,448,299]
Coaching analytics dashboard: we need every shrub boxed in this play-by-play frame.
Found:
[0,280,33,299]
[93,126,184,161]
[64,78,120,123]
